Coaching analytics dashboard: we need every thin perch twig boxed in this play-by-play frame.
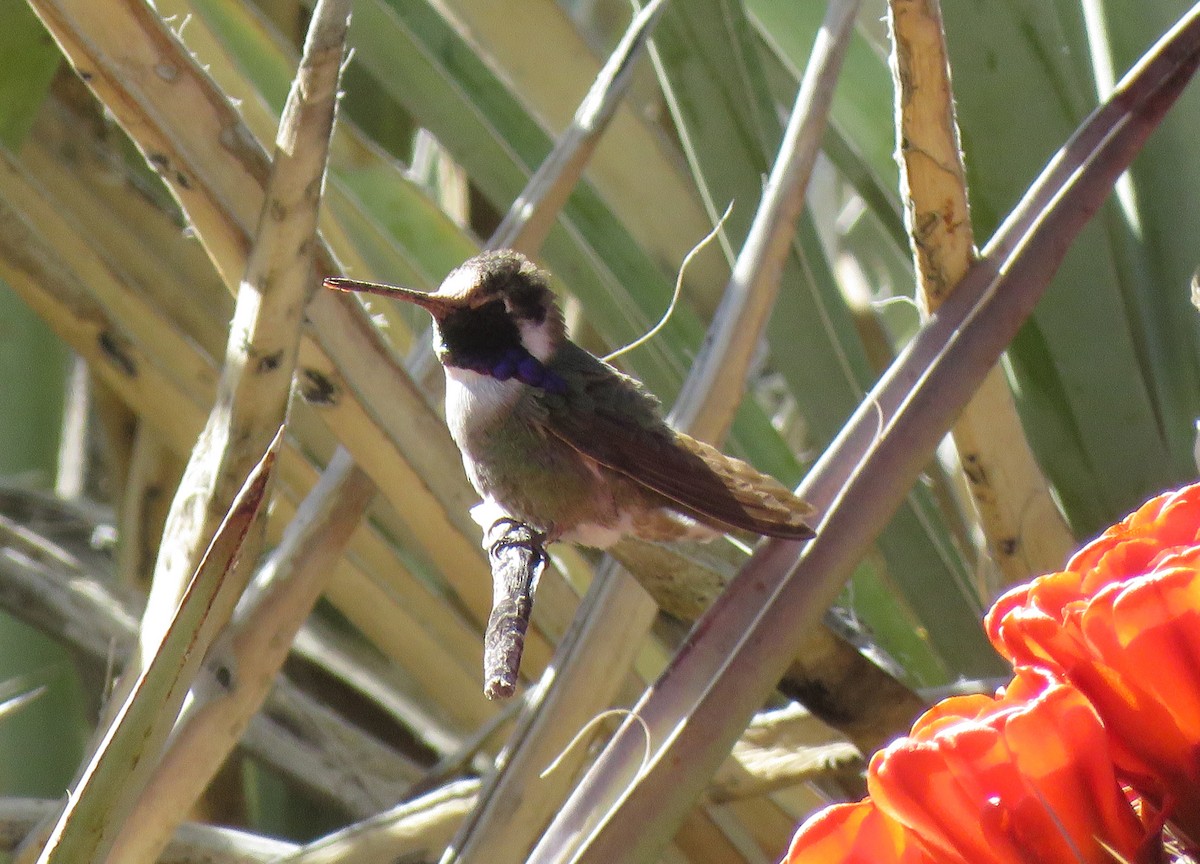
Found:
[482,520,547,700]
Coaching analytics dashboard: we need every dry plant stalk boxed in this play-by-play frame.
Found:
[14,1,356,862]
[889,0,1075,588]
[105,455,375,863]
[669,0,861,444]
[99,4,357,862]
[125,0,347,683]
[32,431,281,864]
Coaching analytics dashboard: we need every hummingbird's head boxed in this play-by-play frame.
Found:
[325,251,568,390]
[433,251,565,363]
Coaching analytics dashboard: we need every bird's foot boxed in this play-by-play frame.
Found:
[486,517,550,569]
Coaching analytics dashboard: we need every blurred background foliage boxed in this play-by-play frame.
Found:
[0,0,1197,860]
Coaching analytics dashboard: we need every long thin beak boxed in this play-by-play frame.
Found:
[323,276,457,318]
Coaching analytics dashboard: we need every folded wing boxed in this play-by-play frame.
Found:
[539,346,814,540]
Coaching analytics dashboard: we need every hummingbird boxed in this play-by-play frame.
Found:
[324,251,815,549]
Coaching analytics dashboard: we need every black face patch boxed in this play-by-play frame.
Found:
[437,299,523,369]
[435,297,566,393]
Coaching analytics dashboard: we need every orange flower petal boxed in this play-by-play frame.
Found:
[1077,564,1200,834]
[784,799,938,864]
[1000,676,1148,859]
[986,571,1090,670]
[869,669,1155,864]
[985,484,1200,841]
[1069,484,1200,583]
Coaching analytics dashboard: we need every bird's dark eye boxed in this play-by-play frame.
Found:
[504,280,547,324]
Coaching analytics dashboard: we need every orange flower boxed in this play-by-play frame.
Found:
[784,799,936,863]
[784,668,1157,864]
[874,667,1153,864]
[987,482,1200,838]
